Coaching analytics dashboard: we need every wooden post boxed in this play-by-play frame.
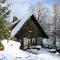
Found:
[20,38,24,49]
[31,38,32,46]
[20,30,24,50]
[40,38,43,46]
[36,38,37,45]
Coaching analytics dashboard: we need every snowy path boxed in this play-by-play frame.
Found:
[0,40,60,60]
[37,48,60,60]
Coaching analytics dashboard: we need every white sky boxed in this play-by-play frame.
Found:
[8,0,41,21]
[7,0,52,22]
[7,0,54,36]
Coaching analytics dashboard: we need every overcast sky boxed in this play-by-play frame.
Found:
[8,0,54,22]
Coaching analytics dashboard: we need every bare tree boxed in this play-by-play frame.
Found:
[52,0,60,46]
[29,1,60,48]
[29,2,52,35]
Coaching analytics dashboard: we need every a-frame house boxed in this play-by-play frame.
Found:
[11,15,48,49]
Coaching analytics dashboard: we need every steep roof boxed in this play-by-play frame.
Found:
[11,15,48,38]
[11,20,20,30]
[11,14,31,36]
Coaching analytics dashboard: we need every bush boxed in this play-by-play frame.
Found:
[0,42,4,51]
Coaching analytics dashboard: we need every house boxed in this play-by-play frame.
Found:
[11,15,48,49]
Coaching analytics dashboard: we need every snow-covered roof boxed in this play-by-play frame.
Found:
[11,20,20,26]
[11,20,20,30]
[11,14,32,36]
[11,14,48,38]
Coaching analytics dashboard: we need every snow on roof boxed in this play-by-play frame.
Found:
[11,20,20,26]
[11,14,32,36]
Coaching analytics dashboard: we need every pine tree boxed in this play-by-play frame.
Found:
[0,0,10,40]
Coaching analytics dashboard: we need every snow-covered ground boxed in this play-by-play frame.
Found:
[0,40,38,60]
[37,48,60,60]
[0,40,60,60]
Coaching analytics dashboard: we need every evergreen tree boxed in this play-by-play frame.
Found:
[0,0,10,40]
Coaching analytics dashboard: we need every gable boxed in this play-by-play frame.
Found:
[15,15,48,38]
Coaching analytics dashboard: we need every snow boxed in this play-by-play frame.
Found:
[49,49,56,52]
[0,40,38,60]
[37,48,60,60]
[27,49,40,55]
[37,52,60,60]
[11,14,32,36]
[27,48,60,60]
[0,40,60,60]
[30,45,41,48]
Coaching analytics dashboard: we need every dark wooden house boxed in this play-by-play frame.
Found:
[11,15,48,49]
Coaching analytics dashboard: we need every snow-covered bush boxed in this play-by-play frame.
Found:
[49,49,56,53]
